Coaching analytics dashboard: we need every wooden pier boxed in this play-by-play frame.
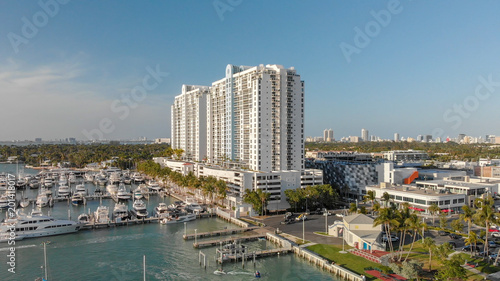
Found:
[183,226,259,240]
[217,246,291,264]
[193,234,265,248]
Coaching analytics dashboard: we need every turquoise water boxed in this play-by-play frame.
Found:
[0,164,338,280]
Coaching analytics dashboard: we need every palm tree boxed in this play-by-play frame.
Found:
[395,204,411,261]
[460,205,474,238]
[404,214,424,262]
[474,196,498,256]
[372,202,381,216]
[423,237,435,271]
[364,190,376,214]
[373,207,400,257]
[464,231,482,256]
[428,203,440,226]
[382,192,391,208]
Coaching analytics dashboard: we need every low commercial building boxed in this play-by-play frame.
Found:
[415,179,496,207]
[366,183,467,214]
[382,150,429,162]
[329,214,385,251]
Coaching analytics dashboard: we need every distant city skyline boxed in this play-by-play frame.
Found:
[1,1,500,140]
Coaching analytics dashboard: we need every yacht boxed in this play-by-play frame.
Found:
[71,193,84,206]
[132,200,148,218]
[0,212,80,241]
[40,186,52,197]
[148,180,161,192]
[16,178,27,189]
[0,194,9,209]
[36,193,49,208]
[186,202,203,213]
[116,184,131,200]
[94,173,108,186]
[159,212,196,224]
[0,178,7,191]
[94,206,110,224]
[77,213,91,224]
[29,179,40,189]
[75,184,86,196]
[84,173,94,183]
[133,187,143,200]
[123,175,132,185]
[106,183,118,195]
[113,202,129,221]
[155,203,169,217]
[68,173,77,184]
[58,184,71,198]
[19,195,30,208]
[58,174,68,186]
[42,177,54,188]
[132,173,145,183]
[109,172,121,185]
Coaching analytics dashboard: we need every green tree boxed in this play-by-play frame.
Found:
[243,189,270,216]
[464,231,482,256]
[428,203,440,226]
[349,203,357,214]
[435,254,467,281]
[450,219,464,233]
[423,237,435,271]
[474,196,499,256]
[439,213,448,229]
[460,204,474,238]
[374,207,399,257]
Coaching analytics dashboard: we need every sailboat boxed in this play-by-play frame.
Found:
[35,242,49,281]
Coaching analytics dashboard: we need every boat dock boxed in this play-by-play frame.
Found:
[193,234,265,248]
[79,217,160,230]
[183,226,260,240]
[216,246,291,264]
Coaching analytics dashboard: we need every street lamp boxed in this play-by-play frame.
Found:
[302,214,305,244]
[195,229,197,246]
[325,208,328,234]
[339,225,347,254]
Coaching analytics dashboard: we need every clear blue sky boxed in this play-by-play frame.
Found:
[1,0,500,141]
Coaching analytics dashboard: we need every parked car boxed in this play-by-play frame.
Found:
[489,241,498,248]
[462,245,481,252]
[445,241,457,249]
[449,233,460,239]
[492,232,500,238]
[439,230,450,236]
[382,235,399,242]
[335,213,344,218]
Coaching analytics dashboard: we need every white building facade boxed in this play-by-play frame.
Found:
[207,64,304,172]
[171,85,210,162]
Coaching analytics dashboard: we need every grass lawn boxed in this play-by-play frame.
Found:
[307,244,390,281]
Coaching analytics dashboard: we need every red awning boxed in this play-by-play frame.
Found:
[489,228,500,232]
[441,209,453,213]
[409,206,425,212]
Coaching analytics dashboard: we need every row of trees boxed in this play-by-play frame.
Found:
[137,160,228,206]
[0,143,171,168]
[284,184,339,212]
[306,141,500,162]
[361,191,500,279]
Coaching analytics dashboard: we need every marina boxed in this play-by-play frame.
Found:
[0,163,341,280]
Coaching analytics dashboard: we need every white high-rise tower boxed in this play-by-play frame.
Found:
[361,128,369,142]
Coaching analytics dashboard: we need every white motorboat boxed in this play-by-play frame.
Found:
[75,184,86,196]
[159,212,196,224]
[42,177,54,188]
[29,179,40,189]
[84,173,94,183]
[0,194,9,209]
[0,178,7,191]
[0,212,80,241]
[148,180,161,192]
[94,173,108,186]
[123,175,132,185]
[109,172,121,184]
[40,187,52,197]
[116,184,131,200]
[58,174,68,186]
[68,173,77,184]
[186,202,203,213]
[19,196,30,208]
[77,213,91,224]
[36,193,49,208]
[71,193,84,206]
[106,184,118,195]
[58,184,71,198]
[132,173,145,183]
[133,187,143,200]
[16,178,27,188]
[113,202,129,221]
[132,200,148,218]
[94,206,110,224]
[155,203,169,217]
